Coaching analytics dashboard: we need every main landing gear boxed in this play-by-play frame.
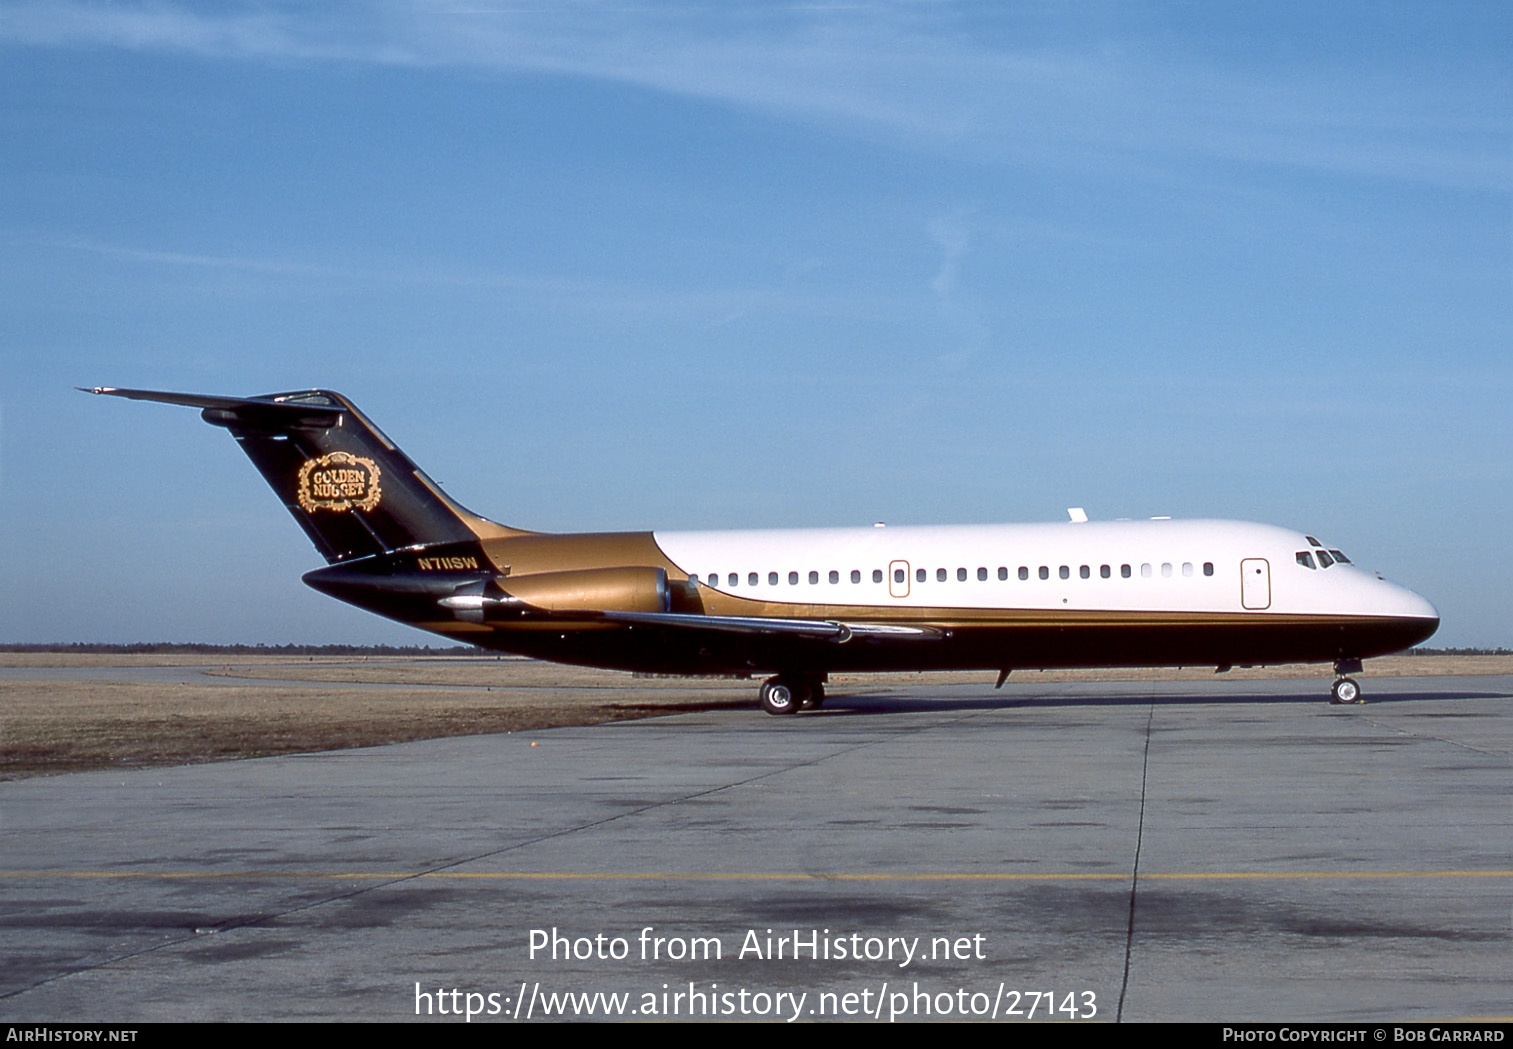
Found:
[1330,658,1365,705]
[758,675,826,716]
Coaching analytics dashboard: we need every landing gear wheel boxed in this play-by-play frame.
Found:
[1330,677,1363,705]
[799,683,826,711]
[759,678,799,716]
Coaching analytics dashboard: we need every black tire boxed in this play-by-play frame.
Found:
[760,679,798,716]
[1330,677,1362,705]
[801,682,825,710]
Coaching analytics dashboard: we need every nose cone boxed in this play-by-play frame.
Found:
[1408,591,1439,625]
[1390,582,1440,647]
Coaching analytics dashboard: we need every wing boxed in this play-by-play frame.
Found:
[602,611,944,642]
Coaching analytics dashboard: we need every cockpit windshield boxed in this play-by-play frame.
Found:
[1296,545,1351,569]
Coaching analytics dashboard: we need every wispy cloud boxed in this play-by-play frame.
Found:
[1,1,350,61]
[43,232,910,322]
[926,209,989,370]
[53,235,336,277]
[5,2,1506,190]
[928,211,970,299]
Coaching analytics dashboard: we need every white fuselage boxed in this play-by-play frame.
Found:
[655,518,1436,622]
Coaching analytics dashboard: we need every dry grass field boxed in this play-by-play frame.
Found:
[2,652,1507,780]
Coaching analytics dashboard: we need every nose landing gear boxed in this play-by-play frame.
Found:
[1330,658,1365,705]
[1330,677,1362,704]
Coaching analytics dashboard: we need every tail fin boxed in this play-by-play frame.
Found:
[85,387,524,563]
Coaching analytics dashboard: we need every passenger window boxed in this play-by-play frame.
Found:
[828,570,839,584]
[789,571,799,585]
[691,574,701,585]
[1058,566,1069,580]
[1141,564,1152,578]
[917,568,927,583]
[1296,552,1315,570]
[1019,567,1029,581]
[1182,562,1193,577]
[957,567,968,581]
[769,571,779,585]
[1100,565,1111,579]
[808,570,819,584]
[873,569,883,583]
[894,568,905,584]
[1161,563,1173,577]
[1121,564,1131,578]
[977,567,988,581]
[1039,566,1049,580]
[1203,563,1213,577]
[936,568,946,582]
[748,572,758,586]
[851,569,861,583]
[998,567,1008,581]
[1079,565,1090,579]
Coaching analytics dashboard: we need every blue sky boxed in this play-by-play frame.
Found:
[1,1,1508,647]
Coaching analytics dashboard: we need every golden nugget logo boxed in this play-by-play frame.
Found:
[297,452,382,513]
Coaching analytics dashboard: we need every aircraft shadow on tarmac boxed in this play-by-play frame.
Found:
[807,687,1510,716]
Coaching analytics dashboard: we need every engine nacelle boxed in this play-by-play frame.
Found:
[439,566,673,622]
[500,566,671,615]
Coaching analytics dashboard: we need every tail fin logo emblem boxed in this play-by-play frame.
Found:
[297,452,382,513]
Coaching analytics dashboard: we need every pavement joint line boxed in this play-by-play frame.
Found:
[1117,700,1156,1023]
[1354,712,1508,757]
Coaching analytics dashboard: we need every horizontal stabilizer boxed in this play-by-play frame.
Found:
[81,387,344,427]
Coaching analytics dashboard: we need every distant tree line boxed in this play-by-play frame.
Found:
[1409,646,1513,656]
[0,642,476,655]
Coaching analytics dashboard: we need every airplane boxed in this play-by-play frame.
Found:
[85,386,1440,713]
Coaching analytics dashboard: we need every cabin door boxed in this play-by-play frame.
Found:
[888,560,911,599]
[1240,558,1271,610]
